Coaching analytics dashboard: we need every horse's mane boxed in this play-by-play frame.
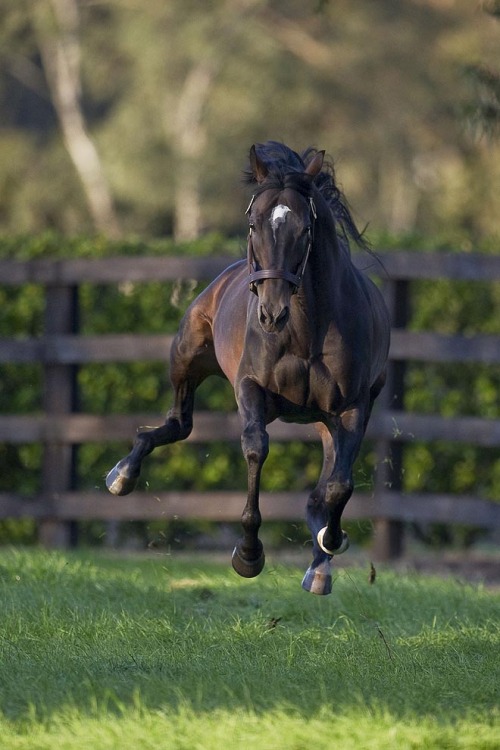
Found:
[243,141,369,251]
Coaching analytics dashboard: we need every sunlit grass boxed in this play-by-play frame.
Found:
[0,549,498,749]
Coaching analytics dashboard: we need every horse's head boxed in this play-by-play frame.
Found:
[246,146,324,333]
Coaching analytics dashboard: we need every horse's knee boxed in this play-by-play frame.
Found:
[241,427,269,466]
[307,488,324,513]
[325,478,353,510]
[143,414,192,449]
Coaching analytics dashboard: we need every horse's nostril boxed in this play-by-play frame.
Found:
[258,303,289,331]
[276,306,289,325]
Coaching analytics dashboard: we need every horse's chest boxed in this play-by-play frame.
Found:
[271,355,341,414]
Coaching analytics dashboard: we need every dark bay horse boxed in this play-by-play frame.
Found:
[106,142,390,595]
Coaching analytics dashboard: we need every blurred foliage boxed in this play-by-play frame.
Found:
[462,0,500,140]
[1,2,499,549]
[1,234,499,550]
[0,0,499,239]
[373,233,500,517]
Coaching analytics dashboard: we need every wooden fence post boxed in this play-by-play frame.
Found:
[39,282,79,548]
[372,278,410,560]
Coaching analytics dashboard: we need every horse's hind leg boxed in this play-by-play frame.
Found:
[316,407,367,558]
[106,311,216,496]
[313,386,382,563]
[302,423,335,595]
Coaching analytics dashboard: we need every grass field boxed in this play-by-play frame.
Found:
[0,547,498,749]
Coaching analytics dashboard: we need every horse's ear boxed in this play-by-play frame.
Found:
[249,145,269,184]
[305,150,325,178]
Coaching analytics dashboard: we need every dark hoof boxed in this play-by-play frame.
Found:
[106,461,138,496]
[317,528,349,556]
[231,543,265,579]
[301,560,332,595]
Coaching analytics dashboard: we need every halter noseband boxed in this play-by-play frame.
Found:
[246,194,317,295]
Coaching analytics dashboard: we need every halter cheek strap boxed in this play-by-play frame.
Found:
[247,196,316,295]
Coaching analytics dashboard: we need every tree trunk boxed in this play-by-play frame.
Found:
[35,0,121,237]
[166,0,261,241]
[169,61,216,242]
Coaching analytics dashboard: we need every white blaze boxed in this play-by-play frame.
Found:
[270,204,292,239]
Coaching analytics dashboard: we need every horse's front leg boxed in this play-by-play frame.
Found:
[106,317,209,496]
[231,377,269,578]
[106,383,195,496]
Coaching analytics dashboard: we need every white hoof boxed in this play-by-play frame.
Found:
[301,559,332,595]
[317,527,349,556]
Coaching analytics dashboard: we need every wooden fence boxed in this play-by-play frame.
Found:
[1,250,500,559]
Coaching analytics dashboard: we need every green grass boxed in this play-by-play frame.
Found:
[0,548,498,749]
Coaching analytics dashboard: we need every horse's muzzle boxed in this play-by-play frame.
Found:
[258,302,290,333]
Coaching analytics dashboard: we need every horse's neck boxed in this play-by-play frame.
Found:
[297,225,359,351]
[303,229,345,312]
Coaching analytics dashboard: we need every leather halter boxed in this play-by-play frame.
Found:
[246,194,317,295]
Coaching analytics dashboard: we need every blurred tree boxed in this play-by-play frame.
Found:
[0,0,499,239]
[165,0,263,240]
[33,0,120,236]
[0,0,120,236]
[463,0,500,140]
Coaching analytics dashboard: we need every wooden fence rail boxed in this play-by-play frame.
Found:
[1,251,500,558]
